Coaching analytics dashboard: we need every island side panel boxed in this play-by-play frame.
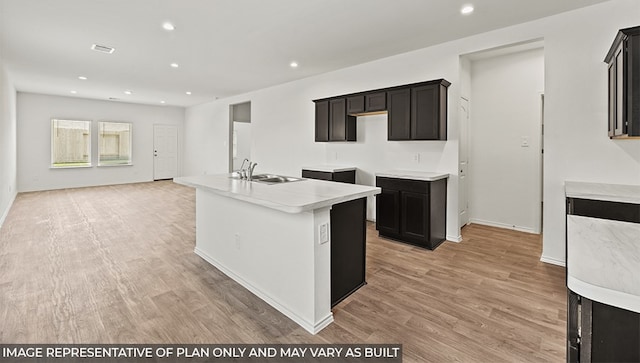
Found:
[194,189,333,334]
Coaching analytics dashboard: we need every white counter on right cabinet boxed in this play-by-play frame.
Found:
[565,181,640,314]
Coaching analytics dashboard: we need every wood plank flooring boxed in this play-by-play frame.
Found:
[0,181,567,362]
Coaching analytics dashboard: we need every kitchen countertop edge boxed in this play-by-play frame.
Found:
[565,181,640,204]
[376,170,450,181]
[174,175,380,214]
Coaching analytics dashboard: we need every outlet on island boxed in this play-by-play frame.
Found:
[319,223,329,244]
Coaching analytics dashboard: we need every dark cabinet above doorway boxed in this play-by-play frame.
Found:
[313,79,450,142]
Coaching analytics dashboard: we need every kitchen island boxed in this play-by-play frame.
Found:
[174,173,380,334]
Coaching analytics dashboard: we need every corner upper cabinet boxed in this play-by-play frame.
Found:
[314,98,356,142]
[605,25,640,138]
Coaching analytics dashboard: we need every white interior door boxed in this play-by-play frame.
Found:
[459,97,470,227]
[154,125,178,180]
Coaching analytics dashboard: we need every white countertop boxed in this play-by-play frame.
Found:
[376,170,449,181]
[175,174,380,214]
[302,165,357,173]
[565,181,640,204]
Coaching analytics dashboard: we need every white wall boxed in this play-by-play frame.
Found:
[469,48,544,233]
[17,93,184,192]
[0,60,17,226]
[184,0,640,264]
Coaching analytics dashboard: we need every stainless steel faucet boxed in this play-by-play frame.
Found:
[247,162,258,181]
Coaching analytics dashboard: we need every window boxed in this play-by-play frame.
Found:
[99,122,132,166]
[51,119,91,168]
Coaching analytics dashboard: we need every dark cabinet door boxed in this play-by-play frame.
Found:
[365,92,386,112]
[302,170,332,181]
[376,188,400,234]
[329,98,346,141]
[387,89,411,140]
[329,98,356,141]
[411,83,447,140]
[400,191,429,244]
[315,101,329,142]
[330,198,366,306]
[347,95,365,114]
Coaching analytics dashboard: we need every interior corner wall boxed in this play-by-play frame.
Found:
[17,93,185,192]
[0,61,17,226]
[468,47,544,233]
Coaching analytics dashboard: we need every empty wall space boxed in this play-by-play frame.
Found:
[468,47,544,233]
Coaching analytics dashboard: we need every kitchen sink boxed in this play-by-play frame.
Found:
[229,173,305,184]
[252,174,304,184]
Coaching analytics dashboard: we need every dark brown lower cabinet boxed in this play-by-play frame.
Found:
[376,176,447,250]
[330,198,366,307]
[303,169,364,306]
[568,289,640,363]
[302,169,355,184]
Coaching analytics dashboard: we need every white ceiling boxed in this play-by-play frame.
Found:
[0,0,610,107]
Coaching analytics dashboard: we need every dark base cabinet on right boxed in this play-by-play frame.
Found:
[375,175,447,250]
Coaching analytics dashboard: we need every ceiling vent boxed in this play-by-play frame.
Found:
[91,44,115,54]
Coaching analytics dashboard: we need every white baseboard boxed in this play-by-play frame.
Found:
[447,234,462,242]
[194,247,333,335]
[0,191,17,229]
[469,218,539,234]
[540,255,565,267]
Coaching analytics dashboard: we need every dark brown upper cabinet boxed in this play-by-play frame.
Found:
[315,99,356,142]
[346,95,365,114]
[315,100,329,142]
[605,25,640,138]
[314,79,450,142]
[411,81,449,140]
[329,98,357,141]
[387,89,411,140]
[346,92,386,115]
[365,92,386,112]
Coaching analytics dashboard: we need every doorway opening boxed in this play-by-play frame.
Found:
[229,101,251,172]
[459,39,545,235]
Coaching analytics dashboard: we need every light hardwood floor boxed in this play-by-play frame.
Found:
[0,181,567,362]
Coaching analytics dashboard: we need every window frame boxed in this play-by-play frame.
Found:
[97,121,133,167]
[50,118,92,168]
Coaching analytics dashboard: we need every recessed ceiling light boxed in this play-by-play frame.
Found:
[170,63,179,68]
[70,90,77,94]
[162,22,175,31]
[124,90,132,95]
[78,76,87,80]
[160,100,166,104]
[186,91,192,95]
[290,61,298,68]
[461,5,474,14]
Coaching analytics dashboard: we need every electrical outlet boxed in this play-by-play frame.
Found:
[319,223,329,244]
